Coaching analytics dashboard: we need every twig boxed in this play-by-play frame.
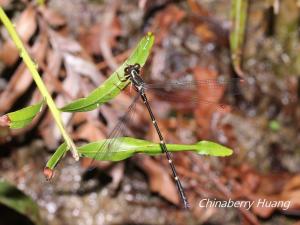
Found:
[0,7,79,160]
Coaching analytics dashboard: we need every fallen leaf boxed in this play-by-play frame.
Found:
[193,67,225,139]
[73,121,105,142]
[187,0,210,16]
[38,6,66,27]
[0,28,48,113]
[107,163,125,195]
[195,23,217,42]
[137,156,180,205]
[150,5,186,43]
[79,19,121,56]
[0,6,37,65]
[49,31,82,53]
[63,53,103,85]
[0,0,11,7]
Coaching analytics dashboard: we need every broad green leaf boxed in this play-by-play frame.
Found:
[5,101,44,129]
[78,137,233,161]
[9,118,36,129]
[230,0,248,76]
[45,142,68,170]
[0,180,42,225]
[60,32,155,112]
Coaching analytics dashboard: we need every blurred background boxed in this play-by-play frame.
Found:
[0,0,299,224]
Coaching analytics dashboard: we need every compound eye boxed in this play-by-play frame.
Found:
[134,63,141,70]
[124,67,130,74]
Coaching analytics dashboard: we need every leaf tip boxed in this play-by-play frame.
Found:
[43,167,55,180]
[196,140,234,157]
[147,31,153,38]
[224,148,233,156]
[0,115,11,127]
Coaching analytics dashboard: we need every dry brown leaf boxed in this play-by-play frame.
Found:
[151,5,186,43]
[16,6,37,42]
[41,49,68,96]
[107,163,125,194]
[224,166,300,218]
[38,6,66,27]
[49,31,82,53]
[79,19,121,56]
[79,24,102,56]
[195,24,217,42]
[187,0,210,16]
[281,189,300,210]
[80,157,112,170]
[190,14,228,46]
[73,122,105,142]
[251,197,278,218]
[99,0,119,71]
[0,28,48,113]
[0,0,10,7]
[0,126,10,143]
[0,6,37,65]
[0,64,32,113]
[63,53,103,85]
[142,0,169,12]
[71,112,88,126]
[137,156,180,205]
[193,67,225,139]
[46,48,62,78]
[250,190,300,218]
[39,112,59,149]
[283,175,300,192]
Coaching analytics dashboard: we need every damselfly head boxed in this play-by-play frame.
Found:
[124,66,130,75]
[124,63,141,75]
[133,63,141,71]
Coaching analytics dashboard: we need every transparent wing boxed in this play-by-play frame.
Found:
[143,76,248,112]
[145,88,231,112]
[89,94,140,166]
[145,77,245,96]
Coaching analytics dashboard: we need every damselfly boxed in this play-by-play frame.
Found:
[91,63,245,209]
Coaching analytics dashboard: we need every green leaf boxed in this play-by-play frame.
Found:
[269,120,281,131]
[0,180,42,225]
[45,142,68,170]
[60,32,155,112]
[78,137,233,161]
[230,0,248,76]
[5,101,44,129]
[9,118,36,129]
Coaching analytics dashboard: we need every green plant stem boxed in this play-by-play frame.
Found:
[36,0,45,5]
[0,7,79,160]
